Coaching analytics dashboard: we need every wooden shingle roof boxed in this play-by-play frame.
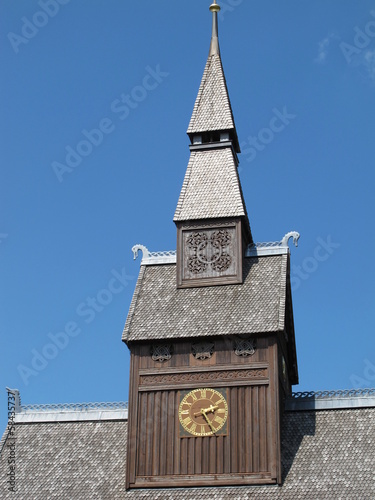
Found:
[123,255,288,343]
[173,148,247,222]
[1,406,374,498]
[187,53,236,137]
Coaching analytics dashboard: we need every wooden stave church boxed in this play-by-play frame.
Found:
[1,2,374,498]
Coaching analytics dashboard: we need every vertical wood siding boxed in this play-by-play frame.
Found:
[135,384,273,477]
[128,335,281,487]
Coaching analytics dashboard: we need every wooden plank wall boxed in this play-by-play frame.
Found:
[137,336,269,370]
[135,384,271,478]
[127,335,280,488]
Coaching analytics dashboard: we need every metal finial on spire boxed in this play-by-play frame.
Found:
[209,0,220,13]
[209,1,220,56]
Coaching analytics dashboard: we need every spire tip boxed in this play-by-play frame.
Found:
[209,0,220,55]
[209,1,220,13]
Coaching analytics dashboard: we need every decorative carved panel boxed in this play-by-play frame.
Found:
[151,344,172,362]
[234,337,256,357]
[139,366,268,390]
[191,341,214,360]
[186,230,232,274]
[176,219,243,288]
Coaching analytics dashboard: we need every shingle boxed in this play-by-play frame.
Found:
[187,53,236,134]
[123,255,287,343]
[173,148,246,221]
[0,420,127,499]
[1,408,374,498]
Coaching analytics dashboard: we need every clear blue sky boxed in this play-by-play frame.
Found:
[1,1,375,432]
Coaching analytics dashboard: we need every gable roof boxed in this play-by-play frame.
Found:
[123,255,287,343]
[173,148,247,222]
[1,405,374,498]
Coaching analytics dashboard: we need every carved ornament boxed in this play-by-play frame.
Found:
[151,344,172,362]
[140,367,268,387]
[234,338,256,357]
[187,230,232,274]
[180,220,235,230]
[191,341,214,360]
[280,231,300,248]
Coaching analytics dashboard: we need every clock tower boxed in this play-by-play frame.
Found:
[123,1,298,489]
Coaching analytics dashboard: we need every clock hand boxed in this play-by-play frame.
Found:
[204,404,218,415]
[193,405,218,418]
[201,410,216,433]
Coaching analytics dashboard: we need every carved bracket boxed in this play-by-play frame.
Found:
[234,337,256,357]
[151,344,172,362]
[192,341,214,360]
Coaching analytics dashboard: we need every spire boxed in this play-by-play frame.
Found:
[174,0,253,287]
[209,1,220,56]
[187,0,240,153]
[177,0,248,227]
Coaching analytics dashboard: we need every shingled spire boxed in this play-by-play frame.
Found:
[174,1,252,288]
[186,0,239,151]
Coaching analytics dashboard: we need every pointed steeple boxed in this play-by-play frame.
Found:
[174,2,252,288]
[175,1,251,232]
[187,1,240,152]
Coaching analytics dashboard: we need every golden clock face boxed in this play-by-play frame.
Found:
[178,388,228,437]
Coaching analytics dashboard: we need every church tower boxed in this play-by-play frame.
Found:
[123,1,298,489]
